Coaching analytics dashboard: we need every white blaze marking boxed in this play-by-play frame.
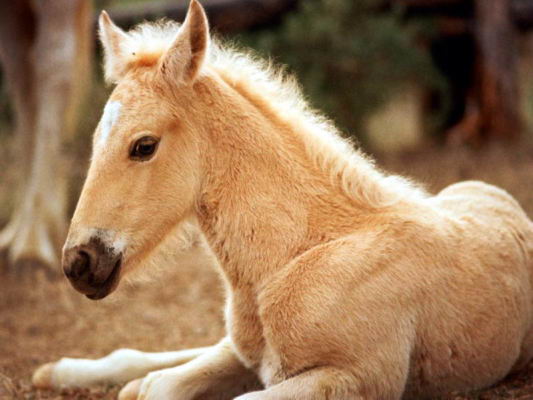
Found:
[99,101,122,146]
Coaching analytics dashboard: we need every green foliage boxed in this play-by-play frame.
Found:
[238,0,447,140]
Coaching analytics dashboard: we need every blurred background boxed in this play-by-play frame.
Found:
[1,0,533,399]
[2,0,533,223]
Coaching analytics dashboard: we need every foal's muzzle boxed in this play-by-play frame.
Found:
[62,237,122,300]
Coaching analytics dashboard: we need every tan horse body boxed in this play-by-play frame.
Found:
[33,2,533,399]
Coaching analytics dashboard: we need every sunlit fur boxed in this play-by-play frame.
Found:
[105,19,425,209]
[35,2,533,400]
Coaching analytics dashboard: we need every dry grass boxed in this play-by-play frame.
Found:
[1,140,533,399]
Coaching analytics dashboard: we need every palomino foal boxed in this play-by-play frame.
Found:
[34,1,533,399]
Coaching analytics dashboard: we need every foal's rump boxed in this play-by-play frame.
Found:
[405,180,533,396]
[437,180,529,220]
[435,179,533,300]
[438,179,532,261]
[436,180,532,258]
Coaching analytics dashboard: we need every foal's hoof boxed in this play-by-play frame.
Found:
[32,362,56,388]
[119,378,143,400]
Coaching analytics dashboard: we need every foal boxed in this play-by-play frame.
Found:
[34,1,533,399]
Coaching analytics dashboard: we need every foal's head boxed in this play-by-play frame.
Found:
[63,0,211,299]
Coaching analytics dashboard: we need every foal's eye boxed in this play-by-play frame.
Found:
[130,136,159,161]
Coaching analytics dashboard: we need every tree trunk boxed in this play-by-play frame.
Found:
[475,0,521,139]
[474,0,521,141]
[474,0,521,139]
[447,0,521,144]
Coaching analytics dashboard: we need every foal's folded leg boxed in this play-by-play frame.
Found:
[234,366,408,400]
[123,337,260,400]
[233,367,359,400]
[32,346,211,389]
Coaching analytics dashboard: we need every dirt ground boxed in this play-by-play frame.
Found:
[1,140,533,399]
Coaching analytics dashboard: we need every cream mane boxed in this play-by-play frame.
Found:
[121,20,427,208]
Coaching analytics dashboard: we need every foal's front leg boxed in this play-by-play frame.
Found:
[122,337,260,400]
[32,346,211,389]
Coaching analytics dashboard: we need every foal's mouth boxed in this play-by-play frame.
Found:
[85,257,122,300]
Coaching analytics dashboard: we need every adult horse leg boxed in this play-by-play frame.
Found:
[0,0,91,272]
[32,346,213,389]
[0,0,38,270]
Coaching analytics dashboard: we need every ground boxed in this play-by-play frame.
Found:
[1,141,533,400]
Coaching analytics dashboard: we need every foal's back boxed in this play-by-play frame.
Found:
[405,180,533,398]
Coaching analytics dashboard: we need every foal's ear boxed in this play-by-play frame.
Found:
[159,0,210,83]
[98,11,130,83]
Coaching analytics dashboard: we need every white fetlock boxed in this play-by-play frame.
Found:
[0,200,66,272]
[9,216,59,267]
[0,212,21,251]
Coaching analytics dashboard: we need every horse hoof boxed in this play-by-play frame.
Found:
[118,378,142,400]
[32,362,56,388]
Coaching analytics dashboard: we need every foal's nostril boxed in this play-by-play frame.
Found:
[66,250,92,279]
[62,237,123,299]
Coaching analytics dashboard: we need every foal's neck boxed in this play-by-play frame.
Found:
[194,74,382,288]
